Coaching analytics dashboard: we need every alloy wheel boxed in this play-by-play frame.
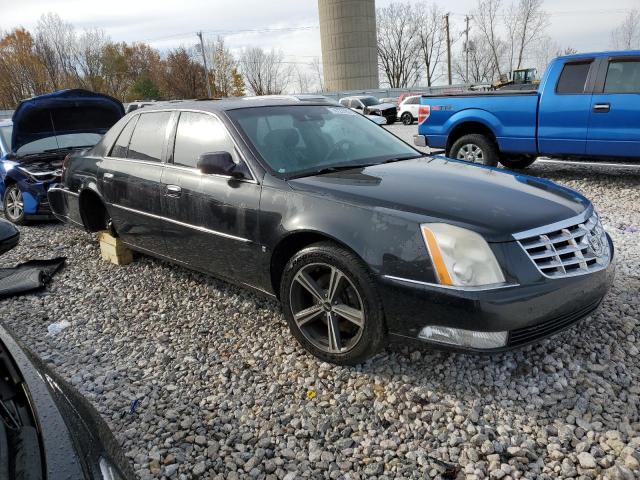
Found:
[456,144,485,163]
[289,262,365,354]
[5,186,24,222]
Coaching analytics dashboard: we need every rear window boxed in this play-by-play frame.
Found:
[604,60,640,93]
[556,61,592,94]
[110,116,137,158]
[127,112,172,162]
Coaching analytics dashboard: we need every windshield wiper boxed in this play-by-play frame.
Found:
[43,145,94,153]
[291,163,375,178]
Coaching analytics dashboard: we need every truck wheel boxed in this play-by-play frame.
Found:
[401,112,413,125]
[500,155,537,169]
[450,134,499,167]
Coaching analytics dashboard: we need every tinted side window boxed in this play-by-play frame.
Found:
[339,99,349,107]
[556,62,592,94]
[110,116,137,158]
[173,112,239,168]
[604,60,640,93]
[127,112,172,162]
[408,97,420,105]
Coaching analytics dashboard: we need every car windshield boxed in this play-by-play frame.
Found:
[360,97,380,106]
[16,133,102,156]
[228,105,420,177]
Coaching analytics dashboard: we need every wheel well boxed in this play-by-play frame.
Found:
[78,189,109,232]
[270,232,352,298]
[446,122,498,155]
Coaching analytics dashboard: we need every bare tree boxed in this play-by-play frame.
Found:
[611,9,640,49]
[205,36,237,97]
[33,13,78,89]
[505,0,548,72]
[310,57,324,92]
[74,28,108,91]
[473,0,505,79]
[293,64,313,93]
[453,36,497,84]
[416,3,446,86]
[239,47,290,95]
[376,2,421,88]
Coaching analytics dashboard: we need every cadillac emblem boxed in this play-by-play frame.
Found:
[587,227,605,256]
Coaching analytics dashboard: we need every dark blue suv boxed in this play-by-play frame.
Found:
[0,89,123,224]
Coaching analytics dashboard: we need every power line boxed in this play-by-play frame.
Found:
[142,25,319,44]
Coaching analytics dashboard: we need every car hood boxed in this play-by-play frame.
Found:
[287,156,590,242]
[11,89,124,153]
[368,102,396,111]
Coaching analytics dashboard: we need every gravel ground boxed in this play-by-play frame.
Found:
[1,128,639,479]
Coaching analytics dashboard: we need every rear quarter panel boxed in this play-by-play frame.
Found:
[419,94,539,154]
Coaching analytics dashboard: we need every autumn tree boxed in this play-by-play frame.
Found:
[162,47,207,99]
[0,29,49,108]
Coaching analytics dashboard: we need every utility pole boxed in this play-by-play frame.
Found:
[444,13,452,85]
[197,31,213,98]
[464,15,472,83]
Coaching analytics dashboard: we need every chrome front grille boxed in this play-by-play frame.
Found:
[514,208,610,279]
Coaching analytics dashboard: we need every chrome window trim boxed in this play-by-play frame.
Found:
[382,275,519,291]
[512,205,593,240]
[162,162,258,185]
[48,186,79,197]
[110,203,251,243]
[168,108,258,183]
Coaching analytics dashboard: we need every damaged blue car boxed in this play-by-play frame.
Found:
[0,89,124,224]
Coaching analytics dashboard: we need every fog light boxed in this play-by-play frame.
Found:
[418,326,508,349]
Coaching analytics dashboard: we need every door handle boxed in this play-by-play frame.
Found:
[165,185,182,197]
[103,172,114,180]
[593,103,610,113]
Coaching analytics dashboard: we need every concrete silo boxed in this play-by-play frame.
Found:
[317,0,379,91]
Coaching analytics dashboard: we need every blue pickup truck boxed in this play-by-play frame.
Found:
[415,50,640,168]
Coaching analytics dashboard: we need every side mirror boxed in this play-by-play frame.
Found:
[197,151,244,179]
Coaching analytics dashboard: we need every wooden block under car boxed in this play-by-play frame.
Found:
[97,231,133,265]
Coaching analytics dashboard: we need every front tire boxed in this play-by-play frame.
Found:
[401,112,414,125]
[450,134,499,167]
[3,184,26,225]
[280,241,385,365]
[500,155,537,169]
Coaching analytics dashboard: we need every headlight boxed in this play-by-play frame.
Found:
[421,223,505,287]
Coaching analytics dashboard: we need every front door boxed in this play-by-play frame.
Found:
[161,111,262,282]
[538,59,596,156]
[587,56,640,158]
[100,111,173,254]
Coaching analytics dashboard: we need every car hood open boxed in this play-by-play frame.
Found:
[287,156,590,242]
[368,102,396,112]
[11,89,124,153]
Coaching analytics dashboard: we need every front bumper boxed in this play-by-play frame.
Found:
[379,238,615,352]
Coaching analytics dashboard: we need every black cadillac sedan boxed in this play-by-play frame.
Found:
[48,98,614,365]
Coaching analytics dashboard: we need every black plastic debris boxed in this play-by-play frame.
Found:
[0,257,66,299]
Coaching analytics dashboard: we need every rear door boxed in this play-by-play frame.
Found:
[538,58,597,155]
[101,111,172,254]
[161,111,262,281]
[586,56,640,158]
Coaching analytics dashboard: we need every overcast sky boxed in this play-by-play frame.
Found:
[1,0,637,65]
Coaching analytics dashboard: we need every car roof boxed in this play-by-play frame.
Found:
[132,96,333,114]
[555,49,640,61]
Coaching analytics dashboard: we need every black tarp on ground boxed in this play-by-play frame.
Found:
[0,258,66,299]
